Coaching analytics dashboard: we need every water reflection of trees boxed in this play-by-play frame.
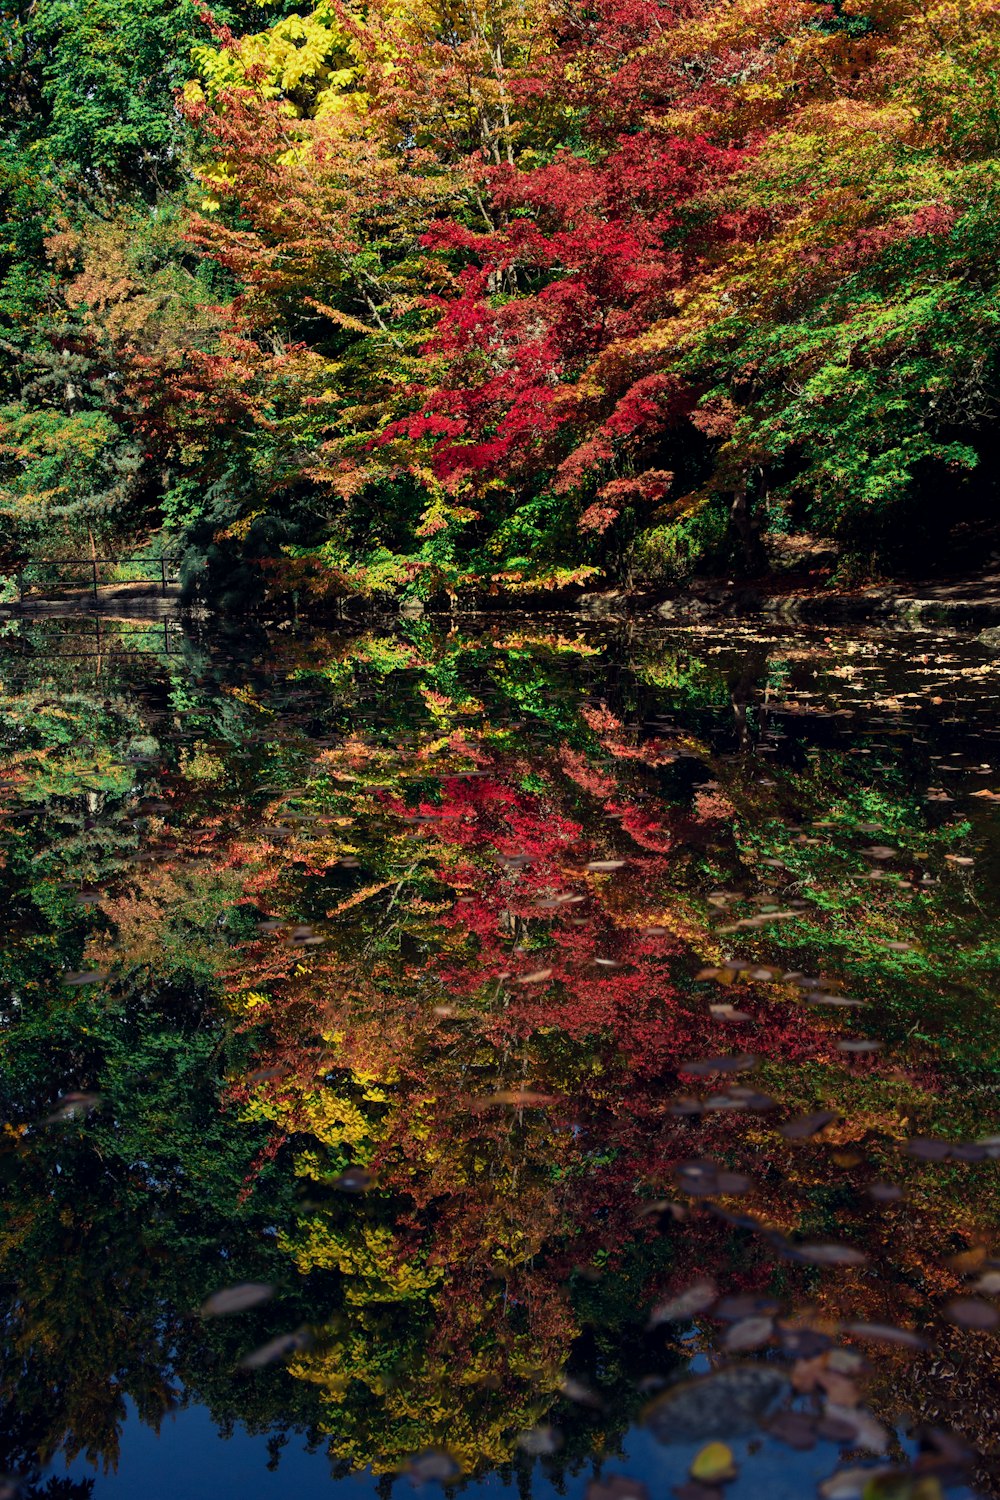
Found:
[1,621,1000,1491]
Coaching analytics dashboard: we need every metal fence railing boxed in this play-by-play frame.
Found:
[16,555,181,602]
[7,617,184,659]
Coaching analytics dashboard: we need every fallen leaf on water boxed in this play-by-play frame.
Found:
[780,1110,839,1140]
[942,1298,999,1330]
[560,1377,604,1409]
[805,994,866,1009]
[822,1404,889,1453]
[239,1326,311,1370]
[817,1468,883,1500]
[868,1182,906,1202]
[516,1425,563,1456]
[714,1086,775,1111]
[404,1451,461,1484]
[790,1243,868,1267]
[690,1443,737,1484]
[842,1322,928,1349]
[648,1280,717,1326]
[42,1091,102,1124]
[709,1003,753,1022]
[855,1473,943,1500]
[905,1137,950,1161]
[723,1316,773,1352]
[676,1160,751,1197]
[679,1054,757,1077]
[713,1294,779,1322]
[200,1282,275,1318]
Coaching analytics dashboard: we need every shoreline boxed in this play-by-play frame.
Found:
[8,570,1000,641]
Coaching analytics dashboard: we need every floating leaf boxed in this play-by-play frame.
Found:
[709,1003,753,1022]
[942,1298,999,1330]
[648,1280,717,1326]
[780,1110,839,1140]
[238,1326,311,1369]
[675,1160,751,1197]
[824,1404,890,1453]
[843,1322,928,1349]
[905,1138,950,1161]
[723,1316,773,1351]
[201,1282,275,1318]
[790,1243,868,1267]
[679,1054,757,1077]
[404,1451,461,1484]
[516,1425,562,1456]
[42,1091,102,1125]
[690,1442,737,1484]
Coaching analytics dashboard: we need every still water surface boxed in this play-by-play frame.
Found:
[2,614,1000,1500]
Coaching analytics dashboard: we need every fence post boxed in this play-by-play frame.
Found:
[91,556,99,603]
[160,554,167,596]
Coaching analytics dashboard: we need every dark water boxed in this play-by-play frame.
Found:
[2,613,1000,1500]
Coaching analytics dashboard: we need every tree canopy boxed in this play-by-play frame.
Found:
[3,0,1000,596]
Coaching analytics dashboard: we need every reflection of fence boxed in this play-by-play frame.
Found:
[17,555,181,602]
[9,617,184,659]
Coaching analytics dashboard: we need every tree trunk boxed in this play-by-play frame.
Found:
[729,485,766,574]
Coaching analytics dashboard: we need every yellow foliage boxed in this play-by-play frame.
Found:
[193,2,366,121]
[282,1220,444,1300]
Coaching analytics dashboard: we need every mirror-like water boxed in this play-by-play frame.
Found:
[2,614,1000,1500]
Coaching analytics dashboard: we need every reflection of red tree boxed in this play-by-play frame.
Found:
[221,745,844,1399]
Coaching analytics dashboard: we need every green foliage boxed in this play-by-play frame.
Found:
[632,502,732,585]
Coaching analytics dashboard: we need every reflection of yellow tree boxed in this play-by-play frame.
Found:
[239,1026,582,1472]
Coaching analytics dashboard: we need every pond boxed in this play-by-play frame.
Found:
[2,612,999,1500]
